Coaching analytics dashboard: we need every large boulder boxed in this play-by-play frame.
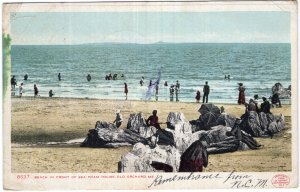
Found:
[191,125,259,154]
[240,111,285,137]
[272,82,291,99]
[164,112,195,154]
[240,111,266,137]
[268,114,285,135]
[216,113,237,128]
[179,140,208,172]
[81,121,150,148]
[189,119,202,133]
[127,113,147,133]
[95,121,117,130]
[138,126,157,138]
[118,143,181,172]
[167,112,189,130]
[198,104,221,130]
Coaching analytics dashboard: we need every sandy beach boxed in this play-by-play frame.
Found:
[11,97,291,173]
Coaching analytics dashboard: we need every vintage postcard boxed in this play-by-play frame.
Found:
[2,1,298,190]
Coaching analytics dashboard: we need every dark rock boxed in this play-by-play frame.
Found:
[81,121,150,148]
[179,140,208,172]
[189,119,202,133]
[198,104,221,130]
[95,121,117,130]
[240,111,285,137]
[216,113,237,128]
[240,111,265,137]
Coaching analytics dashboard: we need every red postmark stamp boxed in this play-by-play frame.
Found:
[271,174,290,188]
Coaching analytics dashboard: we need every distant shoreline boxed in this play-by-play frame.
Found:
[11,42,291,47]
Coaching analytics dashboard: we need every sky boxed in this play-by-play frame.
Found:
[11,11,290,45]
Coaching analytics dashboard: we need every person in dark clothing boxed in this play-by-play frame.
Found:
[140,77,144,86]
[34,84,39,97]
[260,97,271,114]
[155,85,159,101]
[58,73,61,81]
[108,73,112,80]
[195,90,201,103]
[164,81,168,87]
[175,80,180,89]
[175,86,179,102]
[24,74,28,80]
[238,83,246,104]
[149,80,152,87]
[146,110,161,129]
[170,85,175,101]
[11,76,17,90]
[271,93,282,107]
[202,81,210,103]
[178,138,208,172]
[87,74,91,82]
[49,89,54,97]
[124,82,128,100]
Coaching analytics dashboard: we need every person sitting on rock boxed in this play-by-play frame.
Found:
[113,110,123,128]
[146,110,161,129]
[271,93,282,108]
[246,98,258,112]
[260,97,271,114]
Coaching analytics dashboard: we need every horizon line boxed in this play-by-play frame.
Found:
[11,42,291,46]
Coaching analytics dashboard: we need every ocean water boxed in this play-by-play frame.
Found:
[11,43,291,103]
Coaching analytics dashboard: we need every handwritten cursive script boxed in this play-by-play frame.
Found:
[148,172,222,188]
[148,171,268,189]
[223,171,268,189]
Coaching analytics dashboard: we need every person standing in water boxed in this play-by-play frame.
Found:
[203,81,210,103]
[58,73,61,81]
[11,76,17,90]
[34,84,39,97]
[19,83,24,97]
[175,86,179,102]
[24,74,28,80]
[238,83,246,105]
[170,85,175,102]
[49,90,54,97]
[87,74,91,82]
[124,82,128,100]
[140,77,144,86]
[175,80,180,89]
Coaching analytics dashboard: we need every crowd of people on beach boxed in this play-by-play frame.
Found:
[10,72,285,108]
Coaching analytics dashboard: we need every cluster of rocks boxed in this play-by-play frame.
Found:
[272,82,291,99]
[81,103,285,173]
